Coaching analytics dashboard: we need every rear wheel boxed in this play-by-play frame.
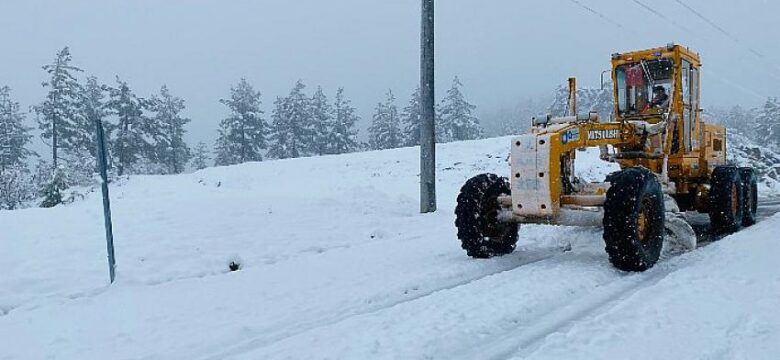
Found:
[739,167,758,227]
[603,167,665,272]
[709,166,744,234]
[455,173,518,258]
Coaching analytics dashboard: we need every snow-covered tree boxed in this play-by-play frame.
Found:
[34,46,83,168]
[481,97,545,137]
[191,142,210,170]
[0,166,34,210]
[214,79,267,165]
[756,97,780,150]
[708,105,757,138]
[368,89,403,150]
[39,166,68,208]
[585,86,614,121]
[74,77,109,160]
[726,105,748,131]
[401,86,422,146]
[0,86,34,174]
[328,88,359,154]
[548,85,570,118]
[150,85,190,174]
[107,77,153,175]
[0,87,36,209]
[310,86,334,156]
[438,77,483,142]
[548,84,613,120]
[267,80,313,159]
[62,76,111,185]
[401,87,448,144]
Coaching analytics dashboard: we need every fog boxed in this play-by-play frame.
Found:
[1,0,777,148]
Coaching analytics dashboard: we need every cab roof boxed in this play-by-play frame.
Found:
[611,44,701,68]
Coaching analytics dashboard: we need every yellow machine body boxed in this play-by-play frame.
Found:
[510,44,727,224]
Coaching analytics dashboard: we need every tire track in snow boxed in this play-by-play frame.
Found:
[202,201,780,360]
[460,200,780,360]
[460,262,681,360]
[198,247,565,360]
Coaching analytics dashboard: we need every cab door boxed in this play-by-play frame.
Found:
[681,59,702,153]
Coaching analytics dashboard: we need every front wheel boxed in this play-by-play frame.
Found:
[455,173,518,258]
[603,167,665,272]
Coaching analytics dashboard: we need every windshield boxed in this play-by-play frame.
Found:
[615,59,674,116]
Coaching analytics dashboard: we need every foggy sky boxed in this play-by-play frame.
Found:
[1,0,778,149]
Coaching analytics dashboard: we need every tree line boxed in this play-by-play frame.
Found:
[708,99,780,149]
[0,47,485,210]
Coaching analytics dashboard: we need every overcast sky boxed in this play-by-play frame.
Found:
[1,0,778,148]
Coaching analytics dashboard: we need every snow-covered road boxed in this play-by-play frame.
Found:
[2,137,779,359]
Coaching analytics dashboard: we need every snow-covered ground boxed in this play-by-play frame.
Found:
[2,136,779,360]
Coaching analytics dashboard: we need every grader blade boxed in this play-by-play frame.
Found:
[663,212,697,254]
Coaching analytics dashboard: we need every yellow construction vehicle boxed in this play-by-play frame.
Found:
[455,44,758,271]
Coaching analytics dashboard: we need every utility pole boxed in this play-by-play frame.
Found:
[420,0,436,213]
[95,115,116,283]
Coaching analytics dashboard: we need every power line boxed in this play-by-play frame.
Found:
[672,0,780,74]
[630,0,694,34]
[565,0,628,31]
[563,0,772,102]
[706,74,766,101]
[628,0,780,85]
[673,0,733,40]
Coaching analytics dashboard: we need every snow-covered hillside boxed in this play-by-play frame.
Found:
[729,132,780,194]
[2,136,779,360]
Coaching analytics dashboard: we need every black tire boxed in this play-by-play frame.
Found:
[739,167,758,227]
[455,173,518,258]
[709,166,744,234]
[603,167,665,272]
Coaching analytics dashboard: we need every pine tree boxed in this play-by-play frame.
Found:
[64,76,111,184]
[548,85,570,117]
[0,166,34,210]
[439,77,483,141]
[107,77,153,175]
[328,88,359,154]
[267,80,313,159]
[34,46,84,168]
[0,87,35,209]
[547,84,614,122]
[191,142,210,170]
[39,166,68,208]
[214,79,267,165]
[587,86,614,121]
[368,89,402,150]
[75,77,109,160]
[310,86,334,155]
[150,85,190,174]
[401,86,422,146]
[493,97,543,136]
[756,97,780,150]
[0,86,35,174]
[716,105,756,138]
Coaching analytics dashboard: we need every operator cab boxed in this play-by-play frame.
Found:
[615,58,673,117]
[611,44,703,155]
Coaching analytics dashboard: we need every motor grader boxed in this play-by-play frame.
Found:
[455,44,758,271]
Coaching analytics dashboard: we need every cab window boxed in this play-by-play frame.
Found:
[615,58,674,116]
